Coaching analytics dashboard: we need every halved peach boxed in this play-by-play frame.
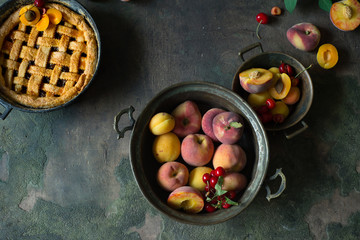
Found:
[19,5,41,26]
[239,68,274,94]
[47,8,62,25]
[167,186,204,213]
[316,43,339,69]
[36,14,50,31]
[330,0,360,31]
[268,73,291,100]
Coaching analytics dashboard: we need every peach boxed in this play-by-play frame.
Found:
[188,166,213,191]
[282,87,301,105]
[316,43,339,69]
[212,112,244,145]
[181,134,214,167]
[152,132,181,163]
[171,101,202,138]
[286,22,321,51]
[330,0,360,31]
[201,108,225,142]
[157,162,189,192]
[167,186,204,213]
[239,68,274,94]
[212,144,247,172]
[222,172,248,192]
[149,112,175,135]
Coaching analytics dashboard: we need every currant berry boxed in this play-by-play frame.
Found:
[205,203,217,213]
[210,176,218,188]
[210,170,217,177]
[279,63,287,74]
[202,173,211,183]
[222,202,232,209]
[215,166,225,177]
[260,112,273,124]
[265,98,276,109]
[204,184,211,192]
[226,190,237,200]
[34,0,45,8]
[256,105,269,114]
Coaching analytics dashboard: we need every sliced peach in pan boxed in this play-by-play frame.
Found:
[268,73,291,100]
[47,8,62,25]
[317,43,339,69]
[239,68,274,94]
[330,0,360,31]
[36,14,50,31]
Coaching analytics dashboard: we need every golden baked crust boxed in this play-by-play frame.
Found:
[0,3,98,108]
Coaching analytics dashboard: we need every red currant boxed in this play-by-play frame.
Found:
[286,64,295,76]
[214,166,225,177]
[202,173,211,183]
[34,0,45,8]
[222,202,232,209]
[260,112,273,123]
[210,170,217,177]
[256,105,269,114]
[205,203,217,213]
[210,176,218,188]
[265,98,276,109]
[279,63,287,74]
[204,184,211,192]
[226,190,237,200]
[256,13,269,24]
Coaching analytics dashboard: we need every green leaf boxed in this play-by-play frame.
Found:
[214,176,227,197]
[284,0,297,13]
[319,0,332,12]
[229,122,243,129]
[225,196,239,206]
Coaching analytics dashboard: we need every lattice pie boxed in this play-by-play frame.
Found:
[0,3,98,108]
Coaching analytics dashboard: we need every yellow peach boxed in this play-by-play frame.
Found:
[152,132,180,163]
[149,112,175,135]
[188,166,212,191]
[167,186,204,213]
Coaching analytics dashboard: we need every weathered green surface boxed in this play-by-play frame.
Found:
[1,0,360,239]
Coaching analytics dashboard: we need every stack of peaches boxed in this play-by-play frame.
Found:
[239,63,301,124]
[149,100,248,214]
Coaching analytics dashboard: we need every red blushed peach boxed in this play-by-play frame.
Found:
[282,87,301,105]
[171,101,202,138]
[239,68,274,94]
[201,108,225,142]
[286,22,321,51]
[212,112,244,145]
[212,144,247,172]
[181,134,214,167]
[157,162,189,192]
[330,0,360,31]
[167,186,204,213]
[222,172,247,192]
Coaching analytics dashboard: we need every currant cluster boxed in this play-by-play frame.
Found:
[202,167,238,213]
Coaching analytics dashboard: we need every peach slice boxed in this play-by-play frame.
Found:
[47,8,62,25]
[239,68,274,94]
[316,43,339,69]
[36,14,50,31]
[330,0,360,31]
[19,5,41,26]
[268,73,291,100]
[167,186,204,213]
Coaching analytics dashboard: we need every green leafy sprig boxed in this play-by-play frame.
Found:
[205,176,238,209]
[284,0,333,13]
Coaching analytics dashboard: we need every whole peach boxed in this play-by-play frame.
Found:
[212,144,247,172]
[188,166,213,191]
[181,134,214,167]
[201,108,225,142]
[212,112,244,144]
[167,186,204,213]
[152,132,181,163]
[222,172,247,192]
[171,100,202,138]
[157,162,189,192]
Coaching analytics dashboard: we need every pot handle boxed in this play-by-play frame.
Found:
[0,100,12,120]
[265,168,286,202]
[284,121,308,139]
[238,42,264,62]
[113,106,135,139]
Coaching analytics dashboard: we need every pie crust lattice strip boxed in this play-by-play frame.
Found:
[0,3,98,108]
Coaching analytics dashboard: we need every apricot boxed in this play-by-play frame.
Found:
[19,5,41,26]
[282,87,301,105]
[247,91,272,108]
[152,132,181,163]
[36,14,49,31]
[316,44,339,69]
[268,73,291,100]
[47,8,62,25]
[149,112,175,135]
[270,101,289,119]
[188,166,212,191]
[330,0,360,31]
